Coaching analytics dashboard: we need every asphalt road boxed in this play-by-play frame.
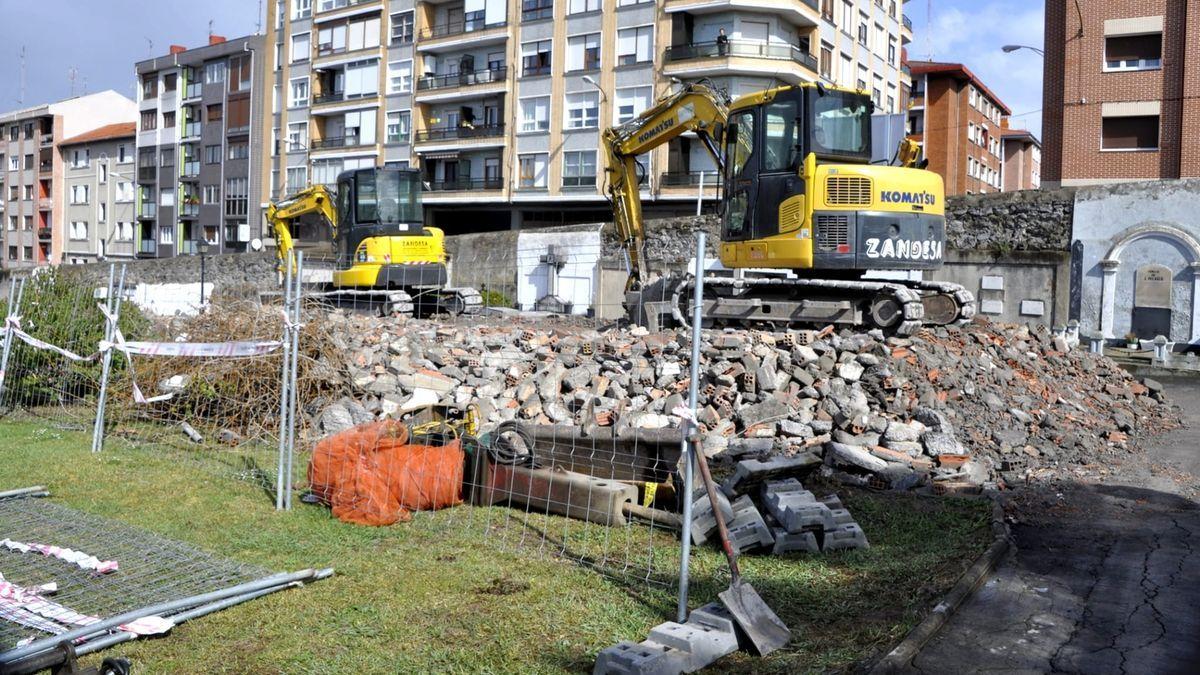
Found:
[907,376,1200,675]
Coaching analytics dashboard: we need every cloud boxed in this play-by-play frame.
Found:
[911,0,1045,136]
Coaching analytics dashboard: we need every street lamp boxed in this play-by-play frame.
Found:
[581,75,607,102]
[1001,44,1044,56]
[198,242,210,305]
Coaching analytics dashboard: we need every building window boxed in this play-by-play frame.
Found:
[318,25,347,55]
[519,153,548,188]
[6,126,15,141]
[163,111,176,128]
[229,55,252,93]
[293,0,311,19]
[857,14,868,45]
[820,43,833,80]
[887,36,897,63]
[569,0,600,13]
[70,148,90,168]
[141,110,157,131]
[98,202,107,223]
[1101,115,1159,150]
[228,141,249,160]
[391,11,414,44]
[164,73,177,92]
[7,216,15,231]
[522,0,553,22]
[6,247,14,261]
[312,159,342,186]
[142,75,158,100]
[159,225,173,245]
[116,222,134,241]
[617,26,653,66]
[22,185,32,200]
[387,60,412,94]
[385,111,410,143]
[69,221,88,240]
[207,103,223,121]
[346,17,381,51]
[291,33,311,63]
[23,216,32,231]
[343,110,376,145]
[160,148,174,167]
[614,86,650,124]
[8,155,18,171]
[567,33,601,72]
[225,177,248,216]
[23,246,32,260]
[204,145,221,164]
[203,184,220,204]
[204,61,227,84]
[115,181,134,203]
[520,96,551,132]
[70,184,89,204]
[522,40,552,77]
[1105,34,1162,71]
[289,78,310,107]
[287,121,308,151]
[286,167,308,193]
[565,91,599,129]
[562,150,596,187]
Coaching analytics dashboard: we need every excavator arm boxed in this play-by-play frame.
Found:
[266,185,338,281]
[602,82,729,291]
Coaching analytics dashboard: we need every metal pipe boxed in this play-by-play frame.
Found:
[0,568,334,666]
[676,230,706,622]
[92,265,125,453]
[275,252,294,511]
[284,252,303,510]
[0,486,47,500]
[0,276,27,408]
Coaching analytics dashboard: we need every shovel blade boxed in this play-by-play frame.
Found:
[718,580,791,656]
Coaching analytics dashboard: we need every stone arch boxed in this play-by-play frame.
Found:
[1098,221,1200,343]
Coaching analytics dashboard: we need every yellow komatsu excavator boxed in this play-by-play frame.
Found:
[604,81,975,334]
[268,167,480,316]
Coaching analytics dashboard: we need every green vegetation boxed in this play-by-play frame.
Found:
[0,421,991,674]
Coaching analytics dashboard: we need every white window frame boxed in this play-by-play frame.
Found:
[518,152,549,189]
[289,77,310,107]
[566,32,601,72]
[564,91,600,129]
[385,110,411,144]
[569,0,601,13]
[70,184,89,205]
[562,150,597,188]
[287,121,309,152]
[293,0,311,19]
[1103,33,1162,72]
[519,96,551,132]
[388,60,413,94]
[69,221,88,241]
[291,32,311,63]
[616,25,653,66]
[614,86,651,125]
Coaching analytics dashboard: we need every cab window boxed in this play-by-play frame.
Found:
[356,170,378,222]
[762,99,800,172]
[727,111,755,179]
[724,110,756,237]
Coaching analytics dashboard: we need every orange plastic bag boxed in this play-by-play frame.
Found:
[308,420,465,526]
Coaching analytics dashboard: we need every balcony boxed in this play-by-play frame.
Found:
[663,0,819,27]
[37,198,52,211]
[38,161,52,176]
[138,203,157,219]
[310,134,373,150]
[315,0,379,17]
[418,66,507,92]
[903,14,912,30]
[40,133,53,147]
[138,239,157,255]
[179,202,200,218]
[179,240,201,255]
[138,166,156,182]
[183,83,202,100]
[426,177,504,191]
[663,40,819,82]
[37,227,51,241]
[182,122,201,138]
[418,21,508,53]
[413,123,505,144]
[181,162,200,179]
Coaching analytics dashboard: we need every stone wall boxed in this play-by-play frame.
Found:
[60,252,279,294]
[944,188,1075,252]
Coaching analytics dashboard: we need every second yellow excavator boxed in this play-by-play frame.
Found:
[605,81,975,334]
[268,167,481,316]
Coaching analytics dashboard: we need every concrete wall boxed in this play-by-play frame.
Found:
[928,249,1070,327]
[1072,179,1200,344]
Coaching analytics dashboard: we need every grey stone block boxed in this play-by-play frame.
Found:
[647,617,738,673]
[822,523,870,551]
[689,491,733,546]
[593,641,682,675]
[719,455,821,497]
[771,528,821,554]
[726,496,775,554]
[828,508,856,526]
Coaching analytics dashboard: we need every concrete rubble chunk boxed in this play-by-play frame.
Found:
[826,442,888,472]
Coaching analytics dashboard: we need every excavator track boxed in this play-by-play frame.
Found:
[630,274,974,336]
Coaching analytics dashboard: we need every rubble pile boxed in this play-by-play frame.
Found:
[313,311,1176,492]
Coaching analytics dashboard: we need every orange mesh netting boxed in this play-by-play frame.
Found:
[308,420,465,526]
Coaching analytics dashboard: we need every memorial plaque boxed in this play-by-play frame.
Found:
[1134,265,1172,309]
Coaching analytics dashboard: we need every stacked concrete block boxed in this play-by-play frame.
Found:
[593,603,739,675]
[725,496,775,554]
[688,491,733,546]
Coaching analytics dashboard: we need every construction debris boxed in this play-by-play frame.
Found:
[309,311,1175,494]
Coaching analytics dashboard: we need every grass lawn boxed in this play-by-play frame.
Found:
[0,420,991,674]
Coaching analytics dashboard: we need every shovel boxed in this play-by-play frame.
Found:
[692,432,791,656]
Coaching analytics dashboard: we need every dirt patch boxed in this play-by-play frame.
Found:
[475,576,531,596]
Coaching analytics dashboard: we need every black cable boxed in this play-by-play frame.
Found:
[486,420,537,466]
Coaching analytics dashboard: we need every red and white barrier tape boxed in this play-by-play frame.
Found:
[1,539,118,575]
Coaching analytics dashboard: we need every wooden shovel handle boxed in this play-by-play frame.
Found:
[691,433,741,583]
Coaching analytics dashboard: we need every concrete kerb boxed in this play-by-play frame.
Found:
[867,493,1011,674]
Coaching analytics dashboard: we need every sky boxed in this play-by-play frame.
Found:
[0,0,1045,136]
[906,0,1046,136]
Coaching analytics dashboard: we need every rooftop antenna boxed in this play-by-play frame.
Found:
[145,37,153,57]
[256,0,263,34]
[209,19,214,40]
[18,46,26,105]
[68,67,78,97]
[82,75,88,96]
[924,0,933,60]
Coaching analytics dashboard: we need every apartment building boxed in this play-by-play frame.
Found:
[906,60,1010,195]
[1000,126,1040,192]
[262,0,912,231]
[1042,1,1200,187]
[58,123,139,264]
[134,34,266,259]
[0,91,136,270]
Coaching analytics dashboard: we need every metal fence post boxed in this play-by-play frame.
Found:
[275,253,294,511]
[0,276,25,409]
[92,266,125,453]
[284,252,303,510]
[677,230,706,622]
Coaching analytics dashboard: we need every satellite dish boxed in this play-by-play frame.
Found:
[250,238,263,251]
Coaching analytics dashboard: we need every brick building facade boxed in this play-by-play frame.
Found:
[906,60,1010,196]
[1001,127,1040,191]
[1042,0,1200,187]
